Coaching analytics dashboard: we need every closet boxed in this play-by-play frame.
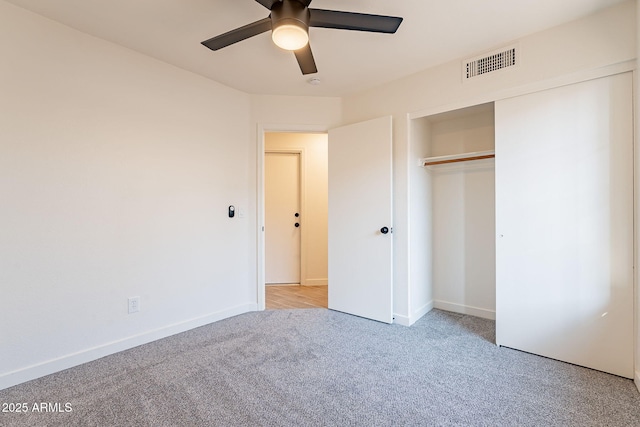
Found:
[412,71,633,379]
[417,103,497,320]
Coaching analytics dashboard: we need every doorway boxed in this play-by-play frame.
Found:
[262,131,328,310]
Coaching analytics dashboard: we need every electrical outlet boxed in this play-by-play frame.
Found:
[128,296,140,314]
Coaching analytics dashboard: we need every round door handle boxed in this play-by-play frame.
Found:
[380,227,389,234]
[295,223,300,228]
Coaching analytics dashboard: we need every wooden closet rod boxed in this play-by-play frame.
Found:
[421,150,495,167]
[424,154,495,166]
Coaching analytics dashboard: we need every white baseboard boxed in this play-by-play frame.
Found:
[433,300,496,320]
[0,303,256,391]
[413,301,434,323]
[393,313,411,326]
[303,278,328,286]
[394,301,434,326]
[635,371,640,394]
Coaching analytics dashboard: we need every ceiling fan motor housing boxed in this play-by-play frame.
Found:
[271,0,310,34]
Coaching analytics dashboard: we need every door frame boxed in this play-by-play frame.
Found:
[264,149,303,285]
[257,124,329,310]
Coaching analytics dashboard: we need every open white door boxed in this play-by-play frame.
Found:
[328,116,393,323]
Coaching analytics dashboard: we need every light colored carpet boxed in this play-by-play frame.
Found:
[1,309,639,426]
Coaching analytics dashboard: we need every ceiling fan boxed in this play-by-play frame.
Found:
[201,0,403,75]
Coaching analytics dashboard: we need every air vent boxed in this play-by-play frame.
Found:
[464,44,518,80]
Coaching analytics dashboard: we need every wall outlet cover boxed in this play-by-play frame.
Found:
[128,296,140,314]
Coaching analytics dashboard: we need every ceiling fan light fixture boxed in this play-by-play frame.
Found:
[272,22,308,51]
[201,0,404,75]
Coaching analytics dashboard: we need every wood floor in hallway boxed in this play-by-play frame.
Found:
[265,285,328,310]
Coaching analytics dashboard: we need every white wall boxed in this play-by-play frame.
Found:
[427,107,496,319]
[0,1,254,390]
[428,108,495,157]
[342,0,636,324]
[265,132,328,285]
[250,95,343,129]
[432,163,495,318]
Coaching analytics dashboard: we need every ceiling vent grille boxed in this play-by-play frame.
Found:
[464,44,518,80]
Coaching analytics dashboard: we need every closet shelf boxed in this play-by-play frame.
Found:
[421,150,495,167]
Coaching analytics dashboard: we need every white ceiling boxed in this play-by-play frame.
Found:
[5,0,627,97]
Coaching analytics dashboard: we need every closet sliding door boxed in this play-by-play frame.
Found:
[495,73,633,378]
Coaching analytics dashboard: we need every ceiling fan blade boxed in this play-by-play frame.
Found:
[294,44,318,75]
[309,9,403,33]
[254,0,281,10]
[202,17,272,51]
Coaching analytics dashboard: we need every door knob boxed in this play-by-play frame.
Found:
[380,227,389,234]
[295,223,300,228]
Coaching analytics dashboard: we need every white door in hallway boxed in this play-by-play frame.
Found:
[328,116,393,323]
[265,152,301,284]
[495,73,634,378]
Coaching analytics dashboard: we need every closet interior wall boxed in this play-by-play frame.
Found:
[418,103,497,320]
